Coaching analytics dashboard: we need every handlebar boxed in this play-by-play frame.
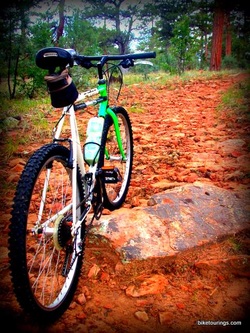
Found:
[75,52,156,62]
[74,51,156,70]
[72,50,156,79]
[35,47,156,75]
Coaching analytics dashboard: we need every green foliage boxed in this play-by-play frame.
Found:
[29,20,52,49]
[61,10,102,54]
[0,0,249,100]
[0,96,50,119]
[222,55,239,70]
[152,0,194,41]
[169,16,192,74]
[217,75,250,122]
[159,52,178,74]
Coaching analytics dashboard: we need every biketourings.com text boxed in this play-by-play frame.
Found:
[197,320,242,327]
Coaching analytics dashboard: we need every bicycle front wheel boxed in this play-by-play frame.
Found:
[8,143,85,321]
[98,106,133,210]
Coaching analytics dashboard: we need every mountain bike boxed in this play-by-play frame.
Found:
[8,47,156,321]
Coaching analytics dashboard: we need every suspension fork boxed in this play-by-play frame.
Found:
[105,107,126,161]
[97,81,126,161]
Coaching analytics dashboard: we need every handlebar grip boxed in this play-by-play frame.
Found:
[129,52,156,60]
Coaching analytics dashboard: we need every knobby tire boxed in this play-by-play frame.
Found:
[98,107,133,210]
[8,143,85,322]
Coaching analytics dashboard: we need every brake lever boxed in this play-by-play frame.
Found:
[119,59,134,69]
[73,54,95,69]
[81,61,95,69]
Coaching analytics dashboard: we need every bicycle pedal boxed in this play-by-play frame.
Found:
[101,166,122,183]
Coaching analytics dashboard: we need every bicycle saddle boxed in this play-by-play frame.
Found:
[36,47,75,71]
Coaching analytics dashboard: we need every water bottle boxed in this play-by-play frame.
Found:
[84,117,104,166]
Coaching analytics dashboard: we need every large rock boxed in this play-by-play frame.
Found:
[91,182,250,262]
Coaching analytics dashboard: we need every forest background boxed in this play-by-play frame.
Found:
[0,0,249,102]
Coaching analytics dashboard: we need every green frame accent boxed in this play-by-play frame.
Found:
[97,81,126,161]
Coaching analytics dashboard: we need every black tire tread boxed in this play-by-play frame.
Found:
[8,143,84,322]
[98,107,133,210]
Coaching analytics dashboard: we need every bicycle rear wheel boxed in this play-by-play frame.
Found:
[8,143,85,321]
[98,106,133,210]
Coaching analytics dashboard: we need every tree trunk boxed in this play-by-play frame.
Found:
[225,11,232,56]
[210,1,225,70]
[55,0,65,46]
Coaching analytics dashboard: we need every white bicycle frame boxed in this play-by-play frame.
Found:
[37,89,101,238]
